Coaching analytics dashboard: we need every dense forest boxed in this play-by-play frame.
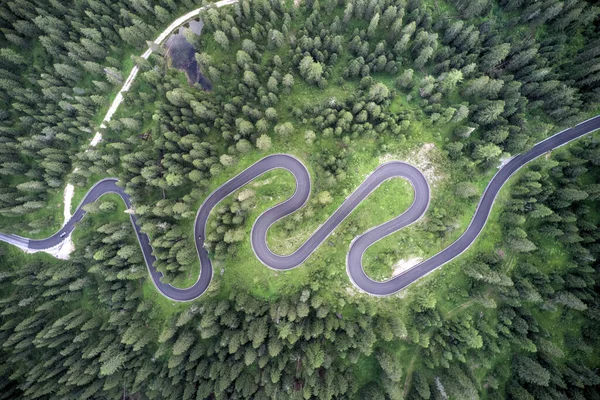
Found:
[1,0,600,398]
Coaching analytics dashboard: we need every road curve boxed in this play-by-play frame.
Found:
[1,116,600,300]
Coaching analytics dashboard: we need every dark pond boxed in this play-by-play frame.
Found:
[165,20,212,90]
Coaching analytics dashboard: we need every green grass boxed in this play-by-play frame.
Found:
[71,193,127,241]
[0,239,58,272]
[142,280,189,317]
[168,168,297,290]
[198,144,481,304]
[352,354,379,392]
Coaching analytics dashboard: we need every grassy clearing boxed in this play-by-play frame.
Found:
[271,177,414,255]
[352,354,379,391]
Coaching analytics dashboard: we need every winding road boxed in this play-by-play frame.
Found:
[2,0,600,301]
[1,116,600,301]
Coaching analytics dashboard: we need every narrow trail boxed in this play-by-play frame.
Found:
[403,288,494,396]
[443,289,494,320]
[402,349,421,398]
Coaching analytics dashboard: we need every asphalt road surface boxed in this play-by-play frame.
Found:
[1,116,599,301]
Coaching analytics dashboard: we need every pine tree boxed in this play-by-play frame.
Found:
[256,134,271,151]
[513,356,551,386]
[299,55,323,84]
[274,122,294,137]
[367,13,380,38]
[214,30,229,49]
[473,100,505,124]
[414,46,434,69]
[376,349,402,382]
[481,43,511,72]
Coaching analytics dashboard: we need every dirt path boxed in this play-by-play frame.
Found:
[402,288,493,396]
[443,288,494,320]
[402,349,420,398]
